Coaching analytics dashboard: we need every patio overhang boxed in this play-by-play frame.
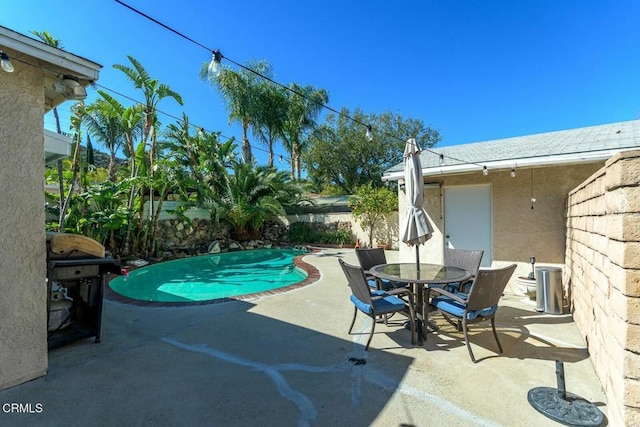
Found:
[44,129,72,166]
[382,149,621,182]
[0,25,101,112]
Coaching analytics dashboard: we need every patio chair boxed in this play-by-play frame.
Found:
[355,247,404,291]
[339,259,416,350]
[443,248,484,293]
[425,263,516,363]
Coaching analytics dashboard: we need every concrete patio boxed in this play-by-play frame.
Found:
[0,248,607,426]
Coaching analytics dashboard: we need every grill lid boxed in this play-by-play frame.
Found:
[46,232,105,259]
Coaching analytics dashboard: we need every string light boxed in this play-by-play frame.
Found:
[365,125,373,141]
[0,51,14,73]
[482,166,488,176]
[439,154,444,166]
[511,168,516,178]
[114,0,486,172]
[207,50,223,78]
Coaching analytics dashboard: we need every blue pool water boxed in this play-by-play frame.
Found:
[109,249,307,303]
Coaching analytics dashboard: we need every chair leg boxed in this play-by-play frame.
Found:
[491,316,503,354]
[348,306,358,334]
[365,316,376,351]
[422,295,429,341]
[462,318,477,363]
[406,298,416,345]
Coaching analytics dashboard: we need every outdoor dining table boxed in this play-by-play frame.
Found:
[369,263,471,344]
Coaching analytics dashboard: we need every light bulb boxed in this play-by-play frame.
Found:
[197,127,204,138]
[439,154,444,166]
[511,168,516,178]
[482,166,488,176]
[365,126,373,141]
[1,51,14,73]
[208,50,222,78]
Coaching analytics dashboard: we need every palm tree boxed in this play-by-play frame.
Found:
[31,31,63,133]
[219,162,289,241]
[114,56,183,255]
[31,30,67,228]
[201,59,271,164]
[251,82,287,167]
[163,114,237,202]
[114,55,183,172]
[84,91,127,182]
[281,83,329,180]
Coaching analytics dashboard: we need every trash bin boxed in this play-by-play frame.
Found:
[535,266,563,314]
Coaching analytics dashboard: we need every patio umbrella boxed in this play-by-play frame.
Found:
[399,138,434,270]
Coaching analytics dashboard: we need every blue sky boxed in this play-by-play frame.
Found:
[3,0,640,166]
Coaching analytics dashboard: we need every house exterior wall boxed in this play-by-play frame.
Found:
[398,163,601,293]
[0,49,48,389]
[565,150,640,426]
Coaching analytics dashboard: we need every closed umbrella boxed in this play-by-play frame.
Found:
[400,138,434,270]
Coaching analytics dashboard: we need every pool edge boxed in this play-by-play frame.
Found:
[104,250,321,307]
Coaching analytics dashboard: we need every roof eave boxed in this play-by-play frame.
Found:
[0,26,101,81]
[382,150,616,181]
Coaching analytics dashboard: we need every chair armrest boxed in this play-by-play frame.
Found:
[427,286,468,304]
[385,287,411,296]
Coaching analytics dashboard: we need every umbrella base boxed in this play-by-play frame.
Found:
[527,387,604,426]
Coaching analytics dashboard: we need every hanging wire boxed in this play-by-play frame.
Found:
[113,0,485,169]
[9,53,294,164]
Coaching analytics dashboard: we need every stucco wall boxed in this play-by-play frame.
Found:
[285,212,399,249]
[0,49,48,389]
[398,164,601,292]
[565,150,640,426]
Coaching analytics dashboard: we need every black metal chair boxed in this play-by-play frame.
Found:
[339,259,416,350]
[425,264,516,363]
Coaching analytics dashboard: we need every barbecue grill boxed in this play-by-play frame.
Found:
[46,233,121,349]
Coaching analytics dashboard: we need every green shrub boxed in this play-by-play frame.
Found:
[288,222,317,243]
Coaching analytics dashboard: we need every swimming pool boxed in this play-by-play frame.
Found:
[108,249,309,303]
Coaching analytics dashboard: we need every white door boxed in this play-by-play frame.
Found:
[444,185,492,267]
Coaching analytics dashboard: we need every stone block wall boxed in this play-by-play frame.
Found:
[565,150,640,426]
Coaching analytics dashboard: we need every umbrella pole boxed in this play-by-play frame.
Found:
[415,246,420,271]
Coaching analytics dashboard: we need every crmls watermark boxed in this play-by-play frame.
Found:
[2,403,43,414]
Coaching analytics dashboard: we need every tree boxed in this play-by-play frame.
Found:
[280,83,328,180]
[251,81,287,167]
[304,108,441,193]
[114,56,183,255]
[84,91,127,182]
[31,31,63,133]
[58,101,86,230]
[114,55,183,174]
[202,60,271,164]
[348,183,398,248]
[32,30,67,228]
[163,114,237,205]
[218,163,285,241]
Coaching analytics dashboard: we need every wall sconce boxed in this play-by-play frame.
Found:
[54,75,87,100]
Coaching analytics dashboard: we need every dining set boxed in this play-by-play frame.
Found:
[339,247,516,363]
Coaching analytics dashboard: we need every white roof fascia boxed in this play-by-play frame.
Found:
[44,129,71,165]
[382,150,617,182]
[0,26,100,80]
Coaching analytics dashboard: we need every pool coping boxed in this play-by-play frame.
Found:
[103,250,321,307]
